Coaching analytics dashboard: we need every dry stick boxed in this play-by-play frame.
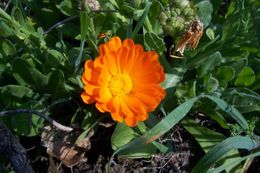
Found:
[43,10,117,35]
[0,121,35,173]
[43,15,79,35]
[0,109,73,132]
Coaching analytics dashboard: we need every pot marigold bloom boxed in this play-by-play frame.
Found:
[81,37,166,127]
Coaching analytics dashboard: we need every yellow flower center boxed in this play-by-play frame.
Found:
[109,74,133,96]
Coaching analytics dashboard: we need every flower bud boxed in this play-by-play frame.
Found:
[159,0,198,38]
[83,0,100,11]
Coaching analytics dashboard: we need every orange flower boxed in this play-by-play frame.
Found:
[81,37,166,127]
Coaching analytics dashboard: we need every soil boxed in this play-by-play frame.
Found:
[0,113,259,172]
[14,115,258,173]
[15,124,204,173]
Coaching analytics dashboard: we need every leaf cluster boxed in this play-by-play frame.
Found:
[0,0,259,172]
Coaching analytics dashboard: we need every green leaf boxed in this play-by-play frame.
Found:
[235,67,255,86]
[192,136,257,173]
[0,20,13,37]
[182,119,225,153]
[208,151,260,173]
[221,88,260,113]
[11,7,29,30]
[1,39,16,56]
[183,118,244,172]
[46,49,67,68]
[69,47,91,67]
[111,123,137,150]
[56,0,76,16]
[147,1,163,34]
[195,0,213,27]
[205,95,249,130]
[11,113,44,136]
[0,85,32,99]
[110,97,199,158]
[131,0,151,38]
[176,80,196,99]
[110,95,250,166]
[252,74,260,91]
[75,11,97,71]
[80,110,98,130]
[210,0,222,12]
[197,51,222,76]
[206,28,215,40]
[12,59,48,90]
[57,22,79,38]
[204,76,219,92]
[161,68,186,89]
[80,11,92,40]
[120,3,135,18]
[216,66,235,87]
[39,8,60,27]
[47,70,68,100]
[144,32,166,53]
[228,58,248,76]
[111,123,156,158]
[0,64,5,76]
[0,7,11,22]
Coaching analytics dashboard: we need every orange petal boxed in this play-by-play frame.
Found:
[98,67,111,85]
[136,112,148,121]
[147,51,159,61]
[99,37,122,56]
[132,73,161,86]
[133,84,165,97]
[126,98,148,121]
[97,87,112,103]
[124,114,138,127]
[117,47,136,74]
[134,45,144,54]
[103,52,119,75]
[83,60,94,81]
[111,112,123,123]
[110,97,125,122]
[134,92,161,112]
[84,85,96,95]
[122,38,135,48]
[95,102,106,113]
[120,98,134,119]
[81,92,95,104]
[124,95,148,115]
[106,96,119,113]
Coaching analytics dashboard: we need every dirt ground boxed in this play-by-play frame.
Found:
[16,123,259,173]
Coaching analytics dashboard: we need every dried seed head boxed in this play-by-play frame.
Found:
[87,0,100,11]
[81,0,100,11]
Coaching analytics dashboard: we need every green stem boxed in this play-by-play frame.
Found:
[144,16,153,32]
[131,0,152,38]
[86,38,98,58]
[75,39,85,72]
[127,18,133,38]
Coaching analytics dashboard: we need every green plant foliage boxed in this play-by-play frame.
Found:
[182,119,243,172]
[111,123,157,158]
[192,136,258,173]
[235,66,255,86]
[0,0,259,172]
[195,0,213,27]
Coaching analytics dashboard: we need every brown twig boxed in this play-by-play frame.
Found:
[0,109,73,132]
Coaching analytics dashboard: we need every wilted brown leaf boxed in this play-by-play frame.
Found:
[41,126,94,167]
